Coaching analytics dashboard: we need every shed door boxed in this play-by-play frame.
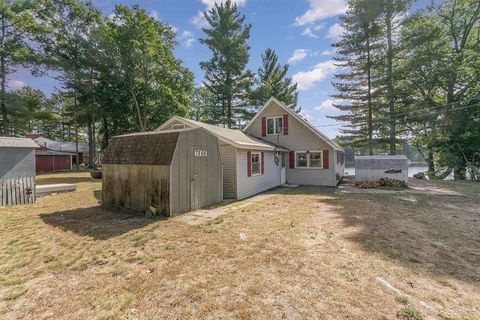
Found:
[190,146,208,211]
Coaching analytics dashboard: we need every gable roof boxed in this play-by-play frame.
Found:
[0,137,39,149]
[104,130,181,165]
[33,136,89,153]
[244,97,344,151]
[156,116,289,152]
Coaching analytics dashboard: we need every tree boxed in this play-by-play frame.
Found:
[189,86,215,122]
[104,5,194,132]
[250,48,298,114]
[0,0,45,136]
[331,0,383,155]
[200,0,253,128]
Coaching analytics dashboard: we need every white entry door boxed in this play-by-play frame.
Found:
[281,153,287,184]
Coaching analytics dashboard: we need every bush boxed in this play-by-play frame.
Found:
[396,305,424,320]
[356,178,407,189]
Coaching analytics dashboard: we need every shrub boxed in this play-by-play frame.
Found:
[356,178,407,189]
[396,305,424,320]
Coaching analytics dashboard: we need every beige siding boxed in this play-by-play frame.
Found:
[170,129,223,216]
[157,119,193,130]
[245,101,336,186]
[218,143,237,198]
[236,150,281,199]
[102,164,170,213]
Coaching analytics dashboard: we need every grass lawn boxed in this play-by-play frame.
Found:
[0,172,479,319]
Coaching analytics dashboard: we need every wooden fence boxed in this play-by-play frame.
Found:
[0,177,36,206]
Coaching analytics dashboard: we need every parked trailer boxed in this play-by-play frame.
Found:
[102,128,223,217]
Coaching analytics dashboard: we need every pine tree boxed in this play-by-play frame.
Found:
[199,0,253,128]
[330,0,383,155]
[250,48,298,114]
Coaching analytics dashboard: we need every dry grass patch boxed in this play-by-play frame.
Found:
[0,172,478,319]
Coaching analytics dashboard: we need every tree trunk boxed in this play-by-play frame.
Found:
[366,26,373,156]
[92,112,97,170]
[73,95,79,171]
[386,7,396,155]
[103,116,109,149]
[0,14,8,137]
[87,115,93,169]
[427,150,435,173]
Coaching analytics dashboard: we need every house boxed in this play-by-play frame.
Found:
[102,128,223,216]
[0,137,39,206]
[157,97,344,200]
[25,134,90,173]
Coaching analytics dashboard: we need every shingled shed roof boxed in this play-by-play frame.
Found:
[0,137,39,149]
[104,131,180,165]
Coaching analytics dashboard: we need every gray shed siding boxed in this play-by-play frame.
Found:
[169,129,223,216]
[0,148,36,179]
[218,143,237,199]
[236,150,281,199]
[245,102,336,186]
[355,156,408,183]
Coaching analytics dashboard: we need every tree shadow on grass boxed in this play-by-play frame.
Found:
[289,185,480,287]
[40,205,164,240]
[36,176,95,185]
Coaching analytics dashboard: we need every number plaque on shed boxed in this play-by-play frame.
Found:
[194,149,207,157]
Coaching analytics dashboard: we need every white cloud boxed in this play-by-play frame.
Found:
[327,23,345,40]
[192,0,247,29]
[149,10,160,21]
[292,60,336,91]
[301,27,318,38]
[315,98,339,111]
[321,49,335,56]
[288,49,310,64]
[295,0,348,26]
[8,80,26,90]
[180,30,195,48]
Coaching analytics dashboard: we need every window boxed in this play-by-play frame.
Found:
[309,152,322,168]
[267,117,283,135]
[296,152,308,168]
[295,151,323,168]
[172,124,186,130]
[251,152,261,175]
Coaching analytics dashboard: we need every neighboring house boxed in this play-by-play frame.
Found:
[156,97,344,200]
[25,134,90,173]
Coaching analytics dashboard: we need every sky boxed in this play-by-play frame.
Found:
[9,0,429,138]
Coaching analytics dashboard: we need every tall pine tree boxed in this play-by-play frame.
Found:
[330,0,383,155]
[200,0,252,128]
[249,48,298,114]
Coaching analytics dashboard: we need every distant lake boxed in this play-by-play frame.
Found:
[344,163,428,177]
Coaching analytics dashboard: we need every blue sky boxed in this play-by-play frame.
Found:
[10,0,429,138]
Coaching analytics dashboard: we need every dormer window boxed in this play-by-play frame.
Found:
[267,117,283,135]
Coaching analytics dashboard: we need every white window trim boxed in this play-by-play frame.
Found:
[171,124,186,130]
[294,150,323,169]
[250,151,262,176]
[266,116,283,135]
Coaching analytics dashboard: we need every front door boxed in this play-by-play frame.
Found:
[281,153,287,184]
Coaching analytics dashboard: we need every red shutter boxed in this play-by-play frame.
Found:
[289,151,295,169]
[261,117,266,136]
[261,152,264,174]
[323,150,329,169]
[247,151,252,176]
[283,114,288,135]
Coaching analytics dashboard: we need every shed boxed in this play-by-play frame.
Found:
[35,150,74,173]
[355,155,409,183]
[102,128,223,216]
[0,137,39,206]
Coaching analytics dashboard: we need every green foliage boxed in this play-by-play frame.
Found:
[0,0,47,135]
[356,178,407,189]
[199,0,253,128]
[249,48,298,114]
[396,304,424,320]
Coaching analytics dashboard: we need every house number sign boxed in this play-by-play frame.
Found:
[194,149,208,157]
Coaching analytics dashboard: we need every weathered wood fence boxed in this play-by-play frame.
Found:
[0,177,36,206]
